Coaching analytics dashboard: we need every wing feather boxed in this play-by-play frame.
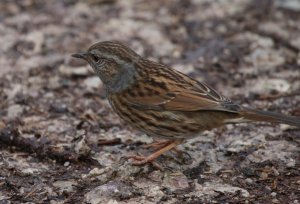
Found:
[122,77,239,113]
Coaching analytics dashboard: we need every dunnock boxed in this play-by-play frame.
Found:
[72,41,300,165]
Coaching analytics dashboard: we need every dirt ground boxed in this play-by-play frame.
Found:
[0,0,300,203]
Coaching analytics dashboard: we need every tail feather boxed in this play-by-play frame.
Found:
[239,108,300,127]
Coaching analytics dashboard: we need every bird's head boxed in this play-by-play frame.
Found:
[72,41,140,92]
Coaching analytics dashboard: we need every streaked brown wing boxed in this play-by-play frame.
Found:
[122,69,239,112]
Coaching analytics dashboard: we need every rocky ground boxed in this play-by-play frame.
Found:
[0,0,300,203]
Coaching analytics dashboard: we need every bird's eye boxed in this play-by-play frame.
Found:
[92,55,105,64]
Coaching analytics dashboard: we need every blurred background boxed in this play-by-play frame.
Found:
[0,0,299,203]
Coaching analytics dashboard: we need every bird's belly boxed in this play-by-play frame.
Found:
[108,96,237,139]
[111,104,203,139]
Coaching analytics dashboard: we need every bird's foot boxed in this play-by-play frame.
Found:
[126,139,183,169]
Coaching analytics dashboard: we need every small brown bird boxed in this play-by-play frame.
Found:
[72,41,300,165]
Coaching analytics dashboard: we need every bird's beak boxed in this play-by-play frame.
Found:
[71,52,90,60]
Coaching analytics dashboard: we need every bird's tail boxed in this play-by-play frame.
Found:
[239,107,300,127]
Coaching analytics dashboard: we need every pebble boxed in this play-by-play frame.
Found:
[0,121,5,129]
[52,180,77,194]
[162,171,190,193]
[59,65,90,76]
[272,167,280,176]
[286,158,296,167]
[7,104,24,119]
[85,181,134,204]
[245,178,253,185]
[275,0,300,11]
[84,76,101,90]
[271,192,277,197]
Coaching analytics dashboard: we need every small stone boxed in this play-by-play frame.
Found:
[73,135,91,156]
[271,192,277,197]
[260,172,269,179]
[24,31,44,53]
[148,186,164,198]
[200,181,250,198]
[287,159,296,167]
[59,65,90,76]
[50,200,64,204]
[251,78,290,94]
[245,178,253,185]
[115,161,142,179]
[272,167,280,176]
[275,0,300,11]
[245,48,285,70]
[7,104,24,119]
[84,76,101,90]
[136,134,153,144]
[272,198,280,203]
[85,181,134,204]
[21,168,39,175]
[265,186,272,192]
[19,187,25,195]
[173,63,195,74]
[90,167,104,175]
[279,124,293,131]
[162,171,190,193]
[81,167,110,183]
[107,200,119,204]
[0,121,5,129]
[5,84,22,100]
[64,161,70,167]
[92,152,114,167]
[53,180,77,194]
[148,170,163,182]
[49,103,68,113]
